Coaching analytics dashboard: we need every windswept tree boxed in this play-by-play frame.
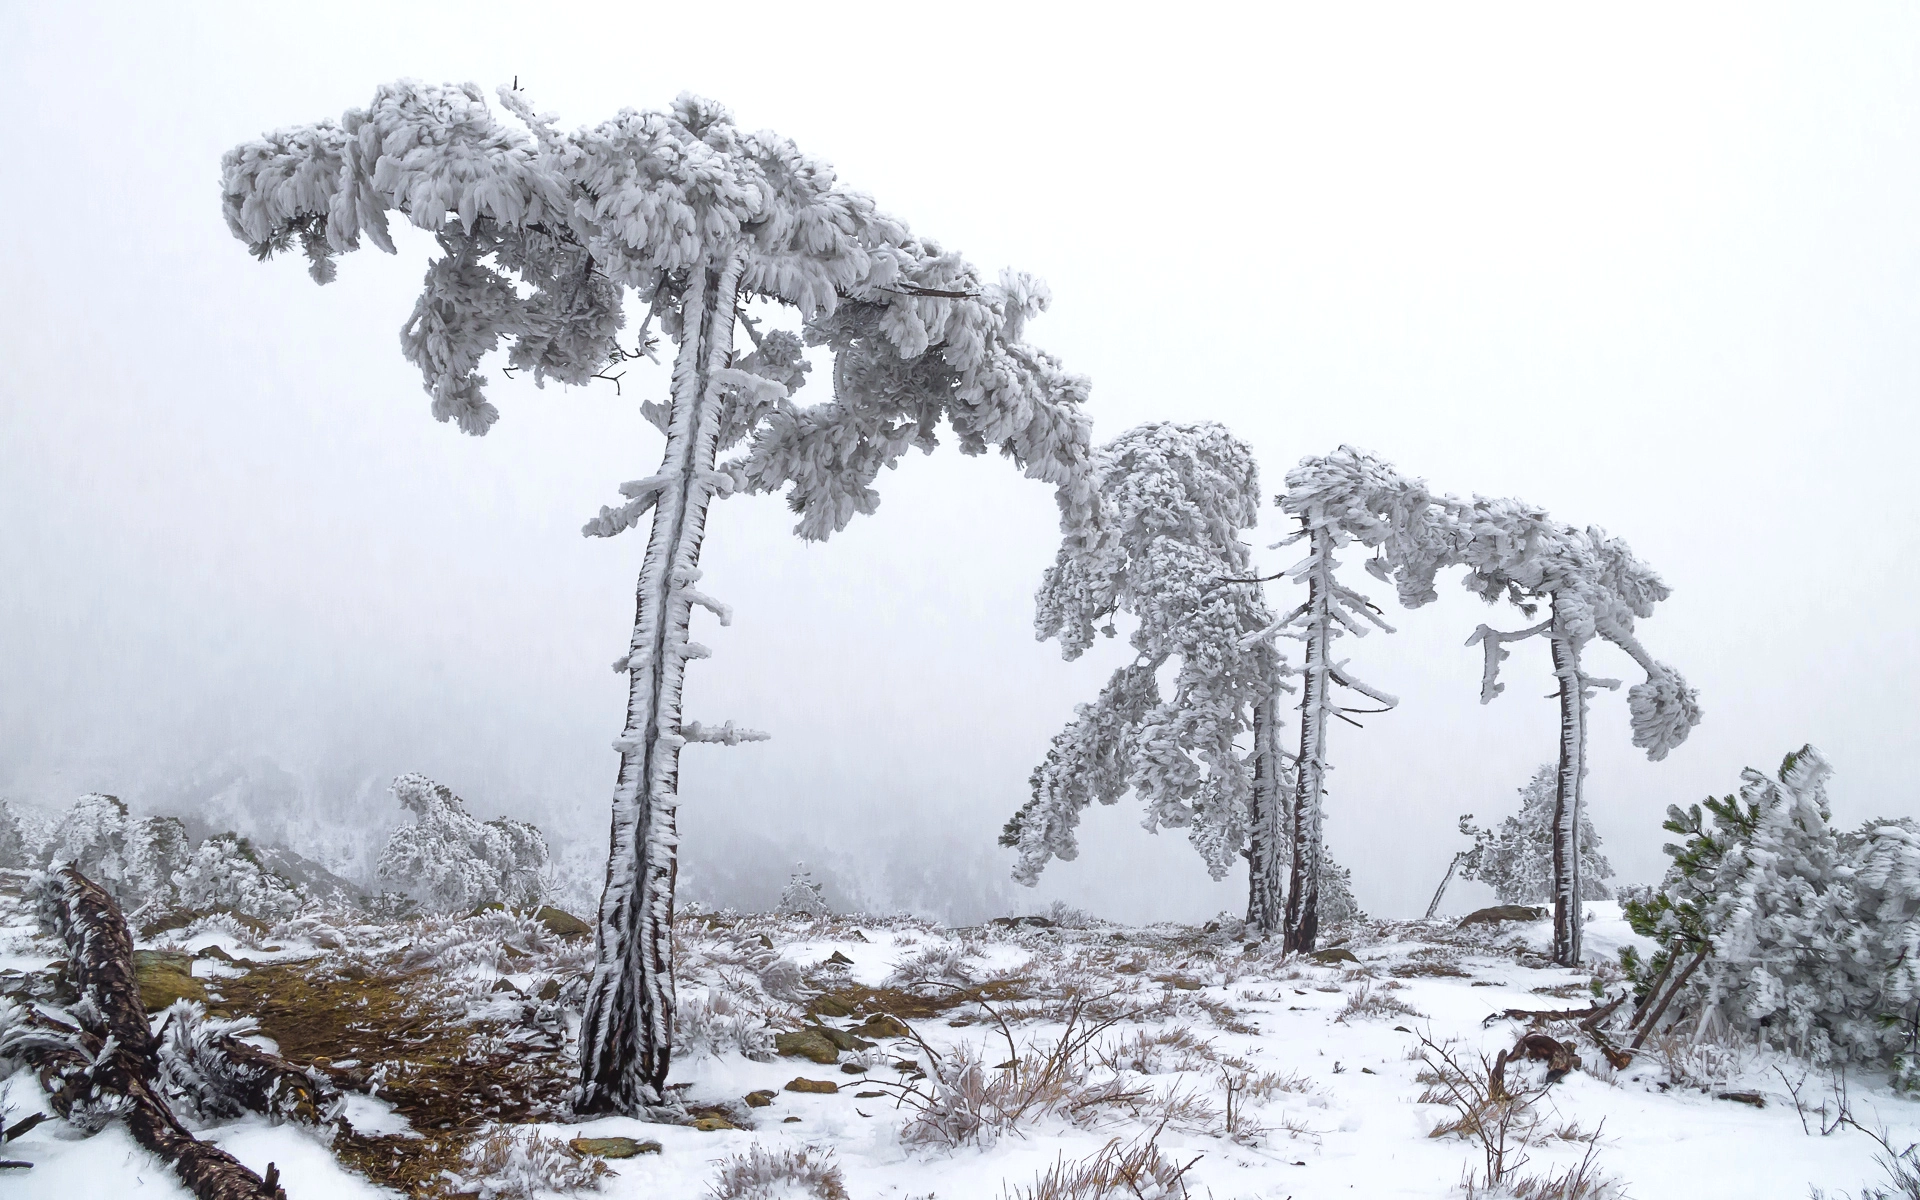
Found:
[1259,448,1699,963]
[1453,502,1701,965]
[223,81,1093,1115]
[1002,423,1289,928]
[1244,449,1431,952]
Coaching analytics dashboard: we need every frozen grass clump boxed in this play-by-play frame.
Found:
[675,990,776,1062]
[457,1126,610,1200]
[1001,1133,1197,1199]
[706,1143,848,1199]
[1335,981,1426,1024]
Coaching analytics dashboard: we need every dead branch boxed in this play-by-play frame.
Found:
[19,867,289,1200]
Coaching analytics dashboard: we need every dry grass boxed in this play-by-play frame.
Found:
[706,1144,848,1200]
[458,1126,611,1200]
[999,1131,1200,1200]
[1335,982,1427,1024]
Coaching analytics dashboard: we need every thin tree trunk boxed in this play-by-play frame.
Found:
[577,249,747,1115]
[1246,678,1286,938]
[1284,526,1332,956]
[1548,611,1588,968]
[1424,852,1466,920]
[1630,948,1708,1049]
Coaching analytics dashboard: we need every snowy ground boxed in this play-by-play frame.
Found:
[1,896,1910,1199]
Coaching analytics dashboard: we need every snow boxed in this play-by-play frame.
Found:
[3,886,1913,1199]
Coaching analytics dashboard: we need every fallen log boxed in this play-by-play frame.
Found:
[13,867,289,1200]
[1479,991,1626,1030]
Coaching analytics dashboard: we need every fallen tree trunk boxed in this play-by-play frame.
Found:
[13,867,289,1200]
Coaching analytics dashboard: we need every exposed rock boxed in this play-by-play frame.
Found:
[490,978,521,994]
[132,948,207,1010]
[853,1013,910,1039]
[815,1026,876,1053]
[811,994,856,1018]
[775,1029,840,1063]
[1458,905,1547,927]
[826,950,854,966]
[839,1062,866,1075]
[568,1137,660,1158]
[990,915,1055,929]
[1716,1090,1766,1108]
[743,1089,777,1108]
[785,1077,839,1094]
[692,1115,737,1131]
[854,1090,886,1099]
[534,906,592,939]
[1308,948,1360,965]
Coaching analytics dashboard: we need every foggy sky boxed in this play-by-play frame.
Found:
[3,3,1917,924]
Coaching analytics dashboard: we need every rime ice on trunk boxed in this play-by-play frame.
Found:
[1245,673,1289,936]
[1547,618,1589,966]
[1253,515,1396,956]
[1283,530,1332,954]
[578,251,747,1114]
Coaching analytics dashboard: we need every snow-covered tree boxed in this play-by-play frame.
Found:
[1003,423,1287,926]
[1317,857,1365,929]
[1624,746,1920,1079]
[124,816,191,910]
[1246,451,1409,953]
[174,832,307,920]
[45,793,130,890]
[777,862,829,918]
[1253,448,1698,964]
[0,801,25,870]
[1454,503,1701,965]
[1457,764,1613,906]
[225,80,1093,1115]
[376,773,548,912]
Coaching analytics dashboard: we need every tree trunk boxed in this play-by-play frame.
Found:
[1424,851,1466,920]
[577,249,747,1115]
[25,868,287,1200]
[1548,609,1589,968]
[1246,679,1287,938]
[1284,527,1333,955]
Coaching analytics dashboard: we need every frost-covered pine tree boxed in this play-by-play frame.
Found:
[1246,452,1411,953]
[174,832,308,920]
[124,816,191,911]
[376,773,549,912]
[45,793,130,889]
[776,862,829,918]
[225,80,1092,1115]
[1623,746,1920,1075]
[1455,503,1700,965]
[1256,449,1698,963]
[1457,764,1613,906]
[1002,423,1287,926]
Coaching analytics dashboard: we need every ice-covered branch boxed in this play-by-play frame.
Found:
[681,720,771,745]
[1465,620,1551,704]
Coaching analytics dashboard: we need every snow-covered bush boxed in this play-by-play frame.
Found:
[1626,745,1920,1080]
[1458,765,1614,905]
[174,833,306,920]
[706,1143,848,1200]
[777,862,829,917]
[458,1126,609,1200]
[124,816,190,908]
[375,774,549,912]
[45,793,129,889]
[0,802,24,870]
[1316,858,1366,928]
[673,990,776,1062]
